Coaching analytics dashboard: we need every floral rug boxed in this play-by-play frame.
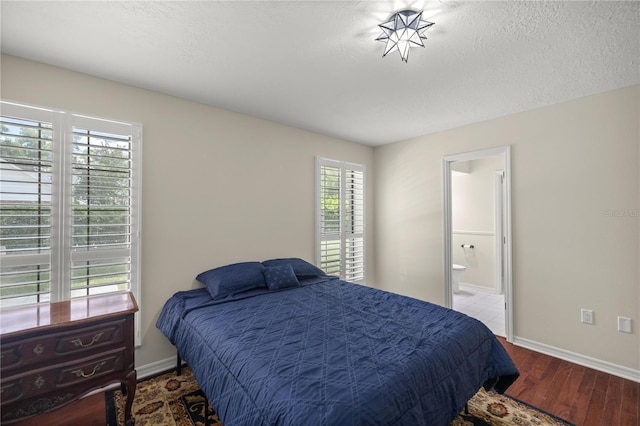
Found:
[106,367,573,426]
[451,387,574,426]
[106,367,220,426]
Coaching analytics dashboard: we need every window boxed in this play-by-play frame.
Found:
[316,157,365,282]
[0,101,141,327]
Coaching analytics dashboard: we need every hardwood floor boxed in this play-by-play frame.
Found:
[10,337,640,425]
[12,391,106,426]
[498,337,639,425]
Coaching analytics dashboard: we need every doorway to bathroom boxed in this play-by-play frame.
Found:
[442,146,513,342]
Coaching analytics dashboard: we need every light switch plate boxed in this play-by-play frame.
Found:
[617,316,632,333]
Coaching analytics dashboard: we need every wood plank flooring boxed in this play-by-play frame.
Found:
[12,391,105,426]
[11,337,640,425]
[498,337,639,425]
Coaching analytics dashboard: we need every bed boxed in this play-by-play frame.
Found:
[157,258,519,425]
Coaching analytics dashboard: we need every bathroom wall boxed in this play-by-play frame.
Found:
[452,157,503,292]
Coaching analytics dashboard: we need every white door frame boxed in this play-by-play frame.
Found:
[443,145,513,342]
[495,170,505,295]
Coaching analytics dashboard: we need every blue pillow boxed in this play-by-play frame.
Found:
[263,265,300,290]
[196,262,266,300]
[262,258,326,278]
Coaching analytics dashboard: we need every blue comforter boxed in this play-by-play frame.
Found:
[157,277,518,426]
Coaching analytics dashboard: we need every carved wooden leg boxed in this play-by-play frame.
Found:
[123,369,137,426]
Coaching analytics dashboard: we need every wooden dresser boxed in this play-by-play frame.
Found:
[0,292,138,425]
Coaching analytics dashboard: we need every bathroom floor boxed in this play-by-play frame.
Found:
[453,289,505,337]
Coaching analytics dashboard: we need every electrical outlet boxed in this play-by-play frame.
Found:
[581,309,594,324]
[618,317,632,333]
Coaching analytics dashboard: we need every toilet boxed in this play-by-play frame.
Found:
[452,264,466,294]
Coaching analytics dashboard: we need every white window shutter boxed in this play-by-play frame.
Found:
[343,167,364,281]
[1,102,141,323]
[65,115,140,300]
[318,164,341,275]
[316,158,365,282]
[0,103,61,305]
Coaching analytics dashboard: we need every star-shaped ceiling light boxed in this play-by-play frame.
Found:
[376,10,434,62]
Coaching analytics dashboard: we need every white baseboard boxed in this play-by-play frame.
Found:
[458,282,499,294]
[512,336,640,383]
[84,356,180,398]
[137,356,180,380]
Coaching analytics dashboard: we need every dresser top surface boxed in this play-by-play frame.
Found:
[0,292,138,336]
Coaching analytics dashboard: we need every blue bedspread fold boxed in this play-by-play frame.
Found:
[157,278,519,426]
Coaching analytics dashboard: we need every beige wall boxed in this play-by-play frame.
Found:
[452,157,503,291]
[0,55,375,367]
[2,53,638,376]
[375,85,640,371]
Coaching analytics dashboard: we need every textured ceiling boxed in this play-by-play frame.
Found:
[1,1,639,146]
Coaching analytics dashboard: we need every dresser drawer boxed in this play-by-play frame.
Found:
[55,319,124,355]
[1,319,125,372]
[1,347,126,403]
[0,292,138,425]
[57,347,126,387]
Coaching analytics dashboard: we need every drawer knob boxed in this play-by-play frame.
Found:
[71,332,104,348]
[33,344,45,355]
[71,361,107,378]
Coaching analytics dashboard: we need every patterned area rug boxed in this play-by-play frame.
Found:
[106,367,221,426]
[106,367,573,426]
